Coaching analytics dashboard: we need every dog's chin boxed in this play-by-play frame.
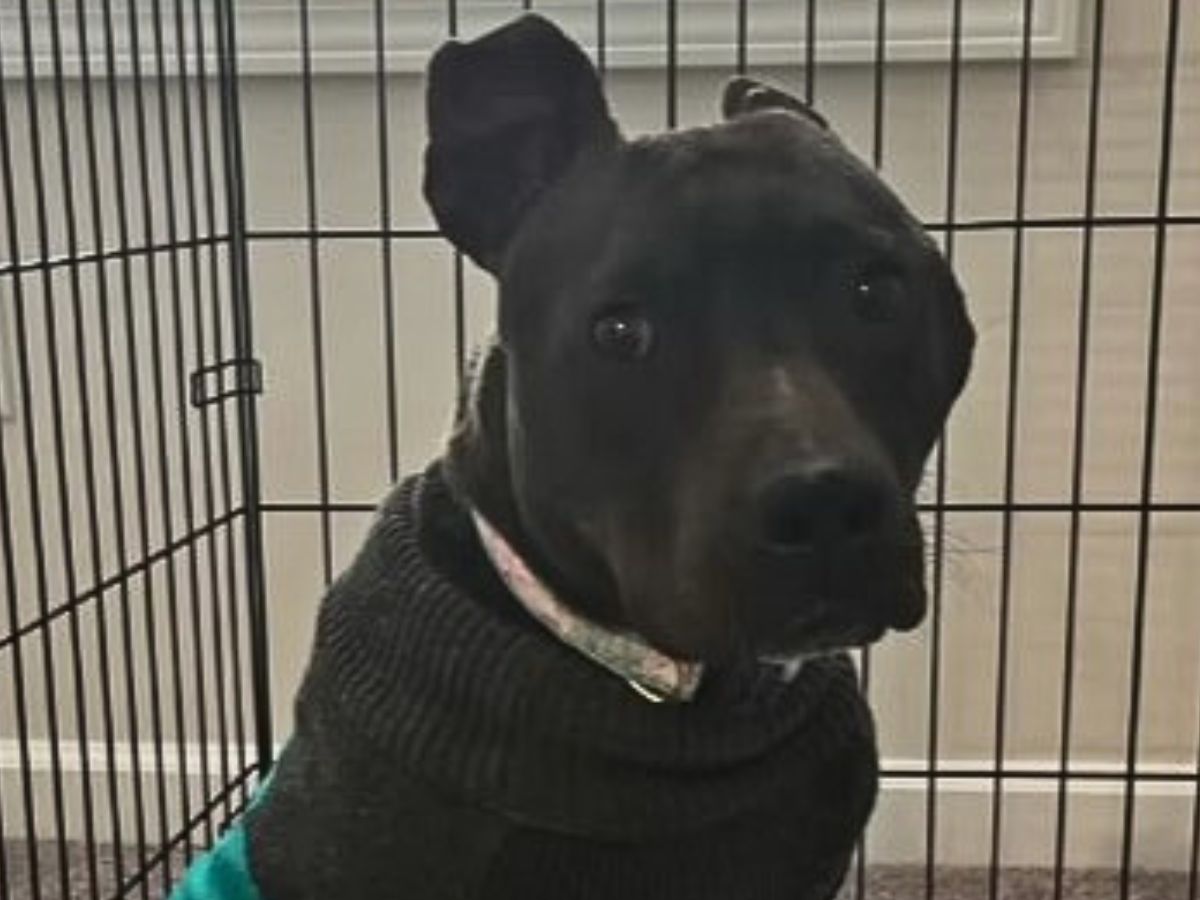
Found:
[751,617,887,662]
[630,604,890,666]
[615,566,927,664]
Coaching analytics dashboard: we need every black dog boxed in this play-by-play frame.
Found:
[194,14,974,900]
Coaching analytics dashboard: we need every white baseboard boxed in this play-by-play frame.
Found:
[2,739,1196,870]
[0,737,263,780]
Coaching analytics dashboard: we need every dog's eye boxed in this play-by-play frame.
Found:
[591,309,654,360]
[853,269,906,322]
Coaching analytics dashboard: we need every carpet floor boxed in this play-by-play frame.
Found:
[1,842,1192,899]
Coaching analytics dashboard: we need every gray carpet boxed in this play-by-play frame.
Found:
[837,867,1192,899]
[1,842,1193,898]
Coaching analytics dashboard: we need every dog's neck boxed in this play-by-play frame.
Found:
[424,458,810,704]
[472,509,704,703]
[441,346,809,701]
[418,459,700,702]
[446,341,631,629]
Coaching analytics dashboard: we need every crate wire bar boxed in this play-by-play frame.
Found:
[0,1,1197,898]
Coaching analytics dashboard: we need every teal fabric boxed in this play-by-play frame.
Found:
[168,820,261,900]
[169,769,274,900]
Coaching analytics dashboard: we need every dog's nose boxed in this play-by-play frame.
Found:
[756,461,891,553]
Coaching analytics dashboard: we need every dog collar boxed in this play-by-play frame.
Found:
[471,511,704,703]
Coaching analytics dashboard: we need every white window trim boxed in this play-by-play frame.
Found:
[3,0,1081,79]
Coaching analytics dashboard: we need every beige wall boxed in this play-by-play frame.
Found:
[244,0,1200,762]
[2,0,1199,867]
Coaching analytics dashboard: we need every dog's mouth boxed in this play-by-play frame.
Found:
[625,578,906,665]
[722,536,926,662]
[563,489,929,665]
[609,536,928,665]
[752,607,887,661]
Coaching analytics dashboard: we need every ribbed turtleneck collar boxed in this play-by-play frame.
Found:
[301,466,874,840]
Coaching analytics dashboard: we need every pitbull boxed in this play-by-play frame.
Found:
[171,13,973,900]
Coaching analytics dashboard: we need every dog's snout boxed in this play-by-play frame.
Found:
[756,462,891,553]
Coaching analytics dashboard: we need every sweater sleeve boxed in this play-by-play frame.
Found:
[168,821,262,900]
[170,768,276,900]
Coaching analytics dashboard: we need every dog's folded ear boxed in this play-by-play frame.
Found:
[722,76,829,130]
[424,15,619,273]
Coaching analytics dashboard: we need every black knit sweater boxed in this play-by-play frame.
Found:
[245,466,878,899]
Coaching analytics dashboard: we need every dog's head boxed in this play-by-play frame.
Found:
[424,16,975,664]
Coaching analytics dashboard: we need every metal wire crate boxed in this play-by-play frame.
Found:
[1,1,1197,898]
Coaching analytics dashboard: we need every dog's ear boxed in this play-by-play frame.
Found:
[721,76,829,130]
[424,15,619,273]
